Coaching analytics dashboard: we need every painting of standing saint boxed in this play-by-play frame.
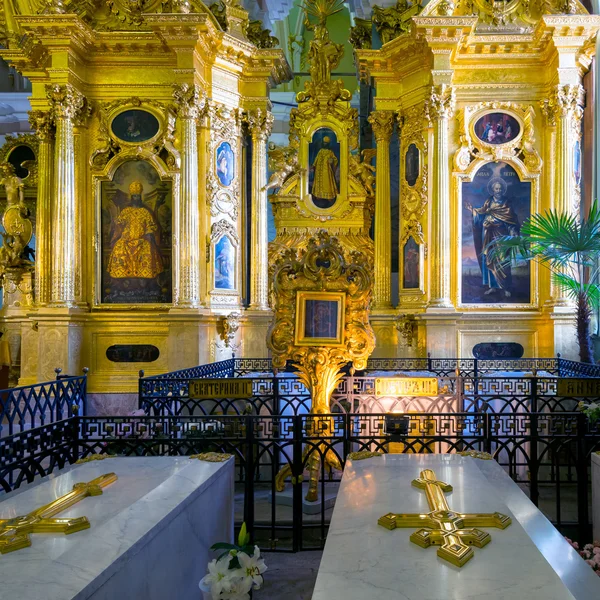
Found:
[101,160,172,304]
[461,162,531,304]
[309,128,341,209]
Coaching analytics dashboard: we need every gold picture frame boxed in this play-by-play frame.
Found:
[294,291,346,347]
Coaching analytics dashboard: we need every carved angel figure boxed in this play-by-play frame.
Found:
[263,145,304,193]
[350,149,377,196]
[0,163,26,213]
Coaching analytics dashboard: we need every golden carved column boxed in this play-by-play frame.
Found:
[173,83,203,307]
[554,84,584,217]
[46,84,85,307]
[246,108,273,311]
[368,111,395,310]
[426,84,455,309]
[28,111,54,306]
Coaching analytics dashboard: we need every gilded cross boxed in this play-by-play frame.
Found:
[0,473,117,554]
[378,469,511,567]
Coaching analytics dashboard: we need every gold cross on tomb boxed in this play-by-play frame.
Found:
[0,472,117,554]
[378,468,511,567]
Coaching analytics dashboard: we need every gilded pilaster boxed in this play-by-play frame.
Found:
[245,107,273,311]
[553,84,584,217]
[425,84,454,309]
[46,84,85,307]
[368,110,394,310]
[173,83,204,307]
[28,111,54,306]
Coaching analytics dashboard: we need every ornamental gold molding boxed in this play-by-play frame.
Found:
[190,452,233,462]
[457,102,542,174]
[0,133,39,187]
[347,450,382,461]
[76,453,117,464]
[90,97,178,170]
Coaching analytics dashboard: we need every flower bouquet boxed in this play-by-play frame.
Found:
[578,401,600,425]
[200,523,267,600]
[565,538,600,576]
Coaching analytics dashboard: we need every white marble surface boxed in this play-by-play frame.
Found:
[313,454,600,600]
[0,456,234,600]
[593,453,600,543]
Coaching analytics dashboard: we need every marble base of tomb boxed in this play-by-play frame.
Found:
[0,456,234,600]
[272,482,338,515]
[312,453,600,600]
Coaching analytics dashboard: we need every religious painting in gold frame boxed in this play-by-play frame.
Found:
[109,108,162,146]
[99,159,173,304]
[294,291,346,347]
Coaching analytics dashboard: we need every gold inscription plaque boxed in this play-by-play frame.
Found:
[375,377,438,397]
[189,379,253,399]
[557,378,600,397]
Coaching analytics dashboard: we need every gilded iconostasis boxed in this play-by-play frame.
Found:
[0,0,597,396]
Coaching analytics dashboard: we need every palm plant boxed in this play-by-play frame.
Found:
[490,201,600,364]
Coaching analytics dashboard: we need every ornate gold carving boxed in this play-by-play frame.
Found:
[458,450,493,460]
[244,107,274,140]
[349,18,372,50]
[268,231,375,411]
[396,313,416,346]
[264,144,303,193]
[46,84,86,121]
[247,20,279,49]
[373,0,423,45]
[173,83,206,120]
[76,453,117,464]
[347,450,383,461]
[211,219,238,244]
[219,311,241,348]
[378,468,511,567]
[298,0,347,101]
[190,452,233,462]
[350,149,376,197]
[425,84,455,122]
[368,110,395,142]
[0,473,117,553]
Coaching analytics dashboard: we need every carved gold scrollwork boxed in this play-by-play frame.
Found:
[268,230,375,414]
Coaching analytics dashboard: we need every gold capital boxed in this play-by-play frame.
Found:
[28,110,54,141]
[173,83,205,119]
[368,110,395,142]
[425,84,455,122]
[45,84,86,121]
[244,108,274,140]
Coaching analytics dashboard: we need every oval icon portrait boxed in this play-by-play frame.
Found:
[474,113,520,145]
[111,109,160,144]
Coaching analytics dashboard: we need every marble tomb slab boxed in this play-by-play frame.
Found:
[0,456,234,600]
[312,453,600,600]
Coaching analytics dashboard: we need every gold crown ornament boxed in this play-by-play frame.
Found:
[129,181,143,195]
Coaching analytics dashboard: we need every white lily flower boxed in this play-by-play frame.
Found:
[220,577,253,600]
[237,546,268,590]
[202,556,234,598]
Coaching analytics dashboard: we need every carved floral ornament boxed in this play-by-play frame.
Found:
[211,218,238,244]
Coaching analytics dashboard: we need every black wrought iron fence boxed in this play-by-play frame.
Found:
[1,412,598,550]
[0,372,87,437]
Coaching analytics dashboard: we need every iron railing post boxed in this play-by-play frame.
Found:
[292,414,303,552]
[577,412,589,543]
[243,415,255,542]
[529,373,539,506]
[138,370,145,410]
